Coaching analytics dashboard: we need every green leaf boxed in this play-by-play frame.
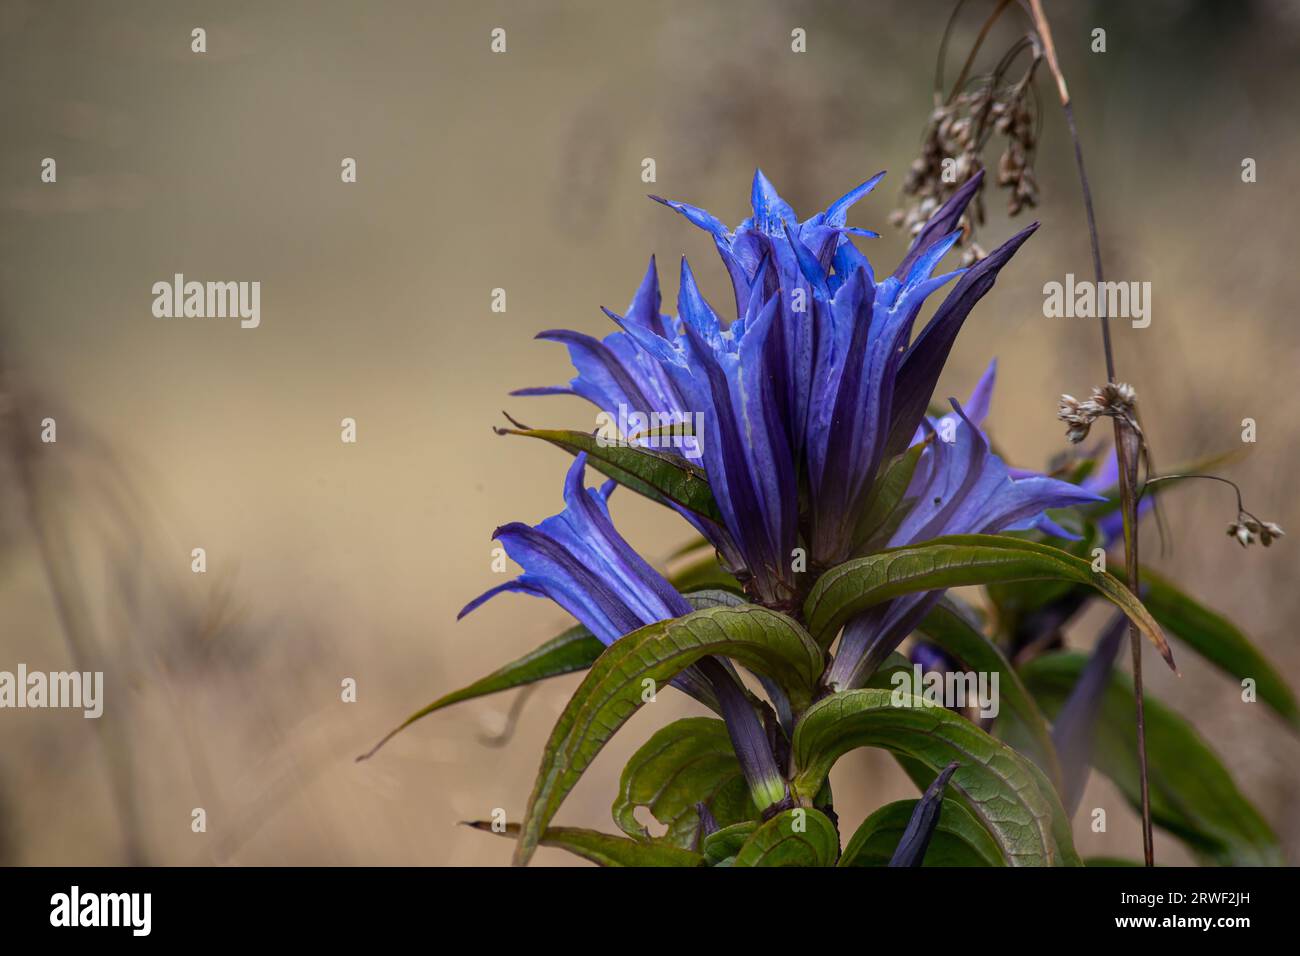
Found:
[1021,653,1283,866]
[611,717,758,849]
[500,427,723,523]
[803,534,1175,672]
[790,689,1081,866]
[513,604,823,866]
[356,623,603,760]
[733,808,840,867]
[702,820,758,865]
[852,441,927,552]
[1139,568,1299,729]
[839,797,1004,867]
[359,590,752,760]
[677,588,748,611]
[917,597,1063,790]
[985,523,1103,617]
[465,821,702,867]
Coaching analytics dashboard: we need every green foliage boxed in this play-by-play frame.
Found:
[733,808,840,867]
[611,718,758,849]
[467,821,703,867]
[840,798,1003,867]
[790,689,1081,866]
[917,598,1062,788]
[394,450,1287,868]
[500,427,723,523]
[1022,653,1283,866]
[803,535,1175,670]
[513,604,822,866]
[1138,568,1298,729]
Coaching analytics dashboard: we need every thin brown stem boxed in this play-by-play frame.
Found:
[1025,0,1153,865]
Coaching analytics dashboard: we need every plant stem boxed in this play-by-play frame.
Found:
[1025,0,1154,866]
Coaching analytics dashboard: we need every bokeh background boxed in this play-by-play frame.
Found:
[1,0,1297,865]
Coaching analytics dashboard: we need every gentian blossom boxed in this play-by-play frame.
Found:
[517,169,1039,601]
[825,364,1105,691]
[459,453,788,810]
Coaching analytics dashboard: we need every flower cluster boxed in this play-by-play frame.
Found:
[467,170,1102,810]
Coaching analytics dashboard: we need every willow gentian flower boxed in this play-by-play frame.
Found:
[518,252,799,607]
[652,168,884,451]
[656,169,1039,568]
[458,453,787,810]
[517,170,1036,602]
[610,258,799,607]
[826,365,1105,691]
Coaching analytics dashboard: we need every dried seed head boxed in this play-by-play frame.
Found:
[893,44,1042,260]
[1225,513,1283,549]
[1057,382,1139,444]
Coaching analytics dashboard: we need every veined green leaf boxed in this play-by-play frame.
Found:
[839,797,1003,867]
[803,534,1175,672]
[500,427,722,523]
[465,821,702,867]
[1021,653,1282,866]
[513,604,823,866]
[702,820,757,865]
[917,597,1063,790]
[733,808,839,867]
[1138,568,1298,730]
[359,590,754,760]
[790,689,1081,866]
[611,717,758,849]
[356,623,603,761]
[985,523,1103,617]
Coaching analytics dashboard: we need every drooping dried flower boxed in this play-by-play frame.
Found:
[1057,382,1139,444]
[1227,513,1285,549]
[892,38,1043,264]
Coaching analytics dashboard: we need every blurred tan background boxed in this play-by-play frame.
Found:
[1,0,1297,865]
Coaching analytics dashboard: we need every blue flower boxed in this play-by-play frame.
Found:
[459,453,787,806]
[826,364,1106,690]
[518,170,1038,594]
[610,257,799,607]
[459,453,693,645]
